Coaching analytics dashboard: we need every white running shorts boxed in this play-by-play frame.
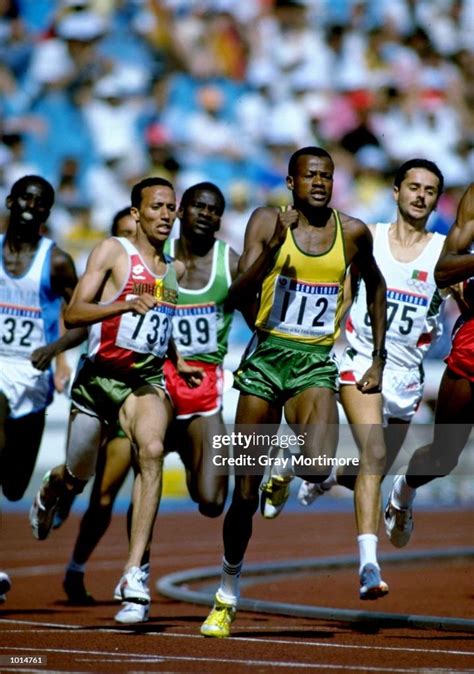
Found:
[338,347,423,424]
[0,360,53,418]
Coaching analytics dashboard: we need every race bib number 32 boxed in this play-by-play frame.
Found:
[0,305,44,357]
[267,276,339,338]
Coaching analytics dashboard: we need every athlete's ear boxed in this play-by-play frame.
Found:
[130,206,140,223]
[392,185,399,204]
[286,175,294,191]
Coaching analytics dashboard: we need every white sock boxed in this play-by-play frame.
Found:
[218,557,242,603]
[67,560,86,574]
[358,533,378,573]
[391,475,417,510]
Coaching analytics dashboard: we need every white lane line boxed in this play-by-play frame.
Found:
[5,538,222,563]
[0,647,466,673]
[1,622,473,657]
[7,553,219,577]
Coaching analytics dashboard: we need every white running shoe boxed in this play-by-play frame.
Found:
[298,480,332,506]
[384,475,414,547]
[115,601,150,624]
[0,571,11,603]
[384,501,414,548]
[113,578,122,601]
[29,472,59,541]
[359,563,389,600]
[115,564,150,602]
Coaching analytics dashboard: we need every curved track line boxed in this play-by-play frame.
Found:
[157,547,474,633]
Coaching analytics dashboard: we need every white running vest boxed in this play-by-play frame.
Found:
[0,235,59,363]
[346,223,445,369]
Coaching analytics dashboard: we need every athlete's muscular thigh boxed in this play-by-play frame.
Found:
[430,369,473,464]
[120,385,173,455]
[284,386,339,459]
[187,413,223,477]
[436,369,473,424]
[233,393,282,499]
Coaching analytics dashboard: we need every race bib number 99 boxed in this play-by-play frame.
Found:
[267,276,338,338]
[172,303,217,356]
[116,299,174,358]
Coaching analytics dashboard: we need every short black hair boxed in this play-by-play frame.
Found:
[111,207,132,236]
[130,176,174,208]
[394,159,444,196]
[10,175,55,208]
[288,146,333,177]
[180,181,226,215]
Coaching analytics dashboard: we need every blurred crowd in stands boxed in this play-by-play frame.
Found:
[0,0,472,354]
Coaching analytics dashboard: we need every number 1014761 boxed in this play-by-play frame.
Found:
[0,655,47,665]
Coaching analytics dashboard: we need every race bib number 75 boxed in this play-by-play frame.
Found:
[363,288,428,346]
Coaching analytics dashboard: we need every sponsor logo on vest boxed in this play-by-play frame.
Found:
[132,263,146,280]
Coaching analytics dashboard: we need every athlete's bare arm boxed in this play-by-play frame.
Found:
[50,247,78,303]
[340,264,361,318]
[31,246,86,371]
[344,216,387,393]
[31,326,88,370]
[228,206,296,308]
[64,239,157,328]
[435,184,474,288]
[224,247,256,327]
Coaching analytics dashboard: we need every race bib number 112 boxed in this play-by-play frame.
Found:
[266,276,338,338]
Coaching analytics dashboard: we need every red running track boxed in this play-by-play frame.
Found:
[1,509,473,673]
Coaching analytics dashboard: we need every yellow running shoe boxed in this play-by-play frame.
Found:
[200,592,236,638]
[260,475,293,519]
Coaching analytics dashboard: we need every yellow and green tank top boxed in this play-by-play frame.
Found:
[255,209,347,346]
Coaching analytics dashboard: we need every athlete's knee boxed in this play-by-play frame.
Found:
[434,455,460,478]
[198,491,226,518]
[138,438,165,464]
[359,455,385,476]
[97,491,116,510]
[2,482,26,502]
[199,500,225,518]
